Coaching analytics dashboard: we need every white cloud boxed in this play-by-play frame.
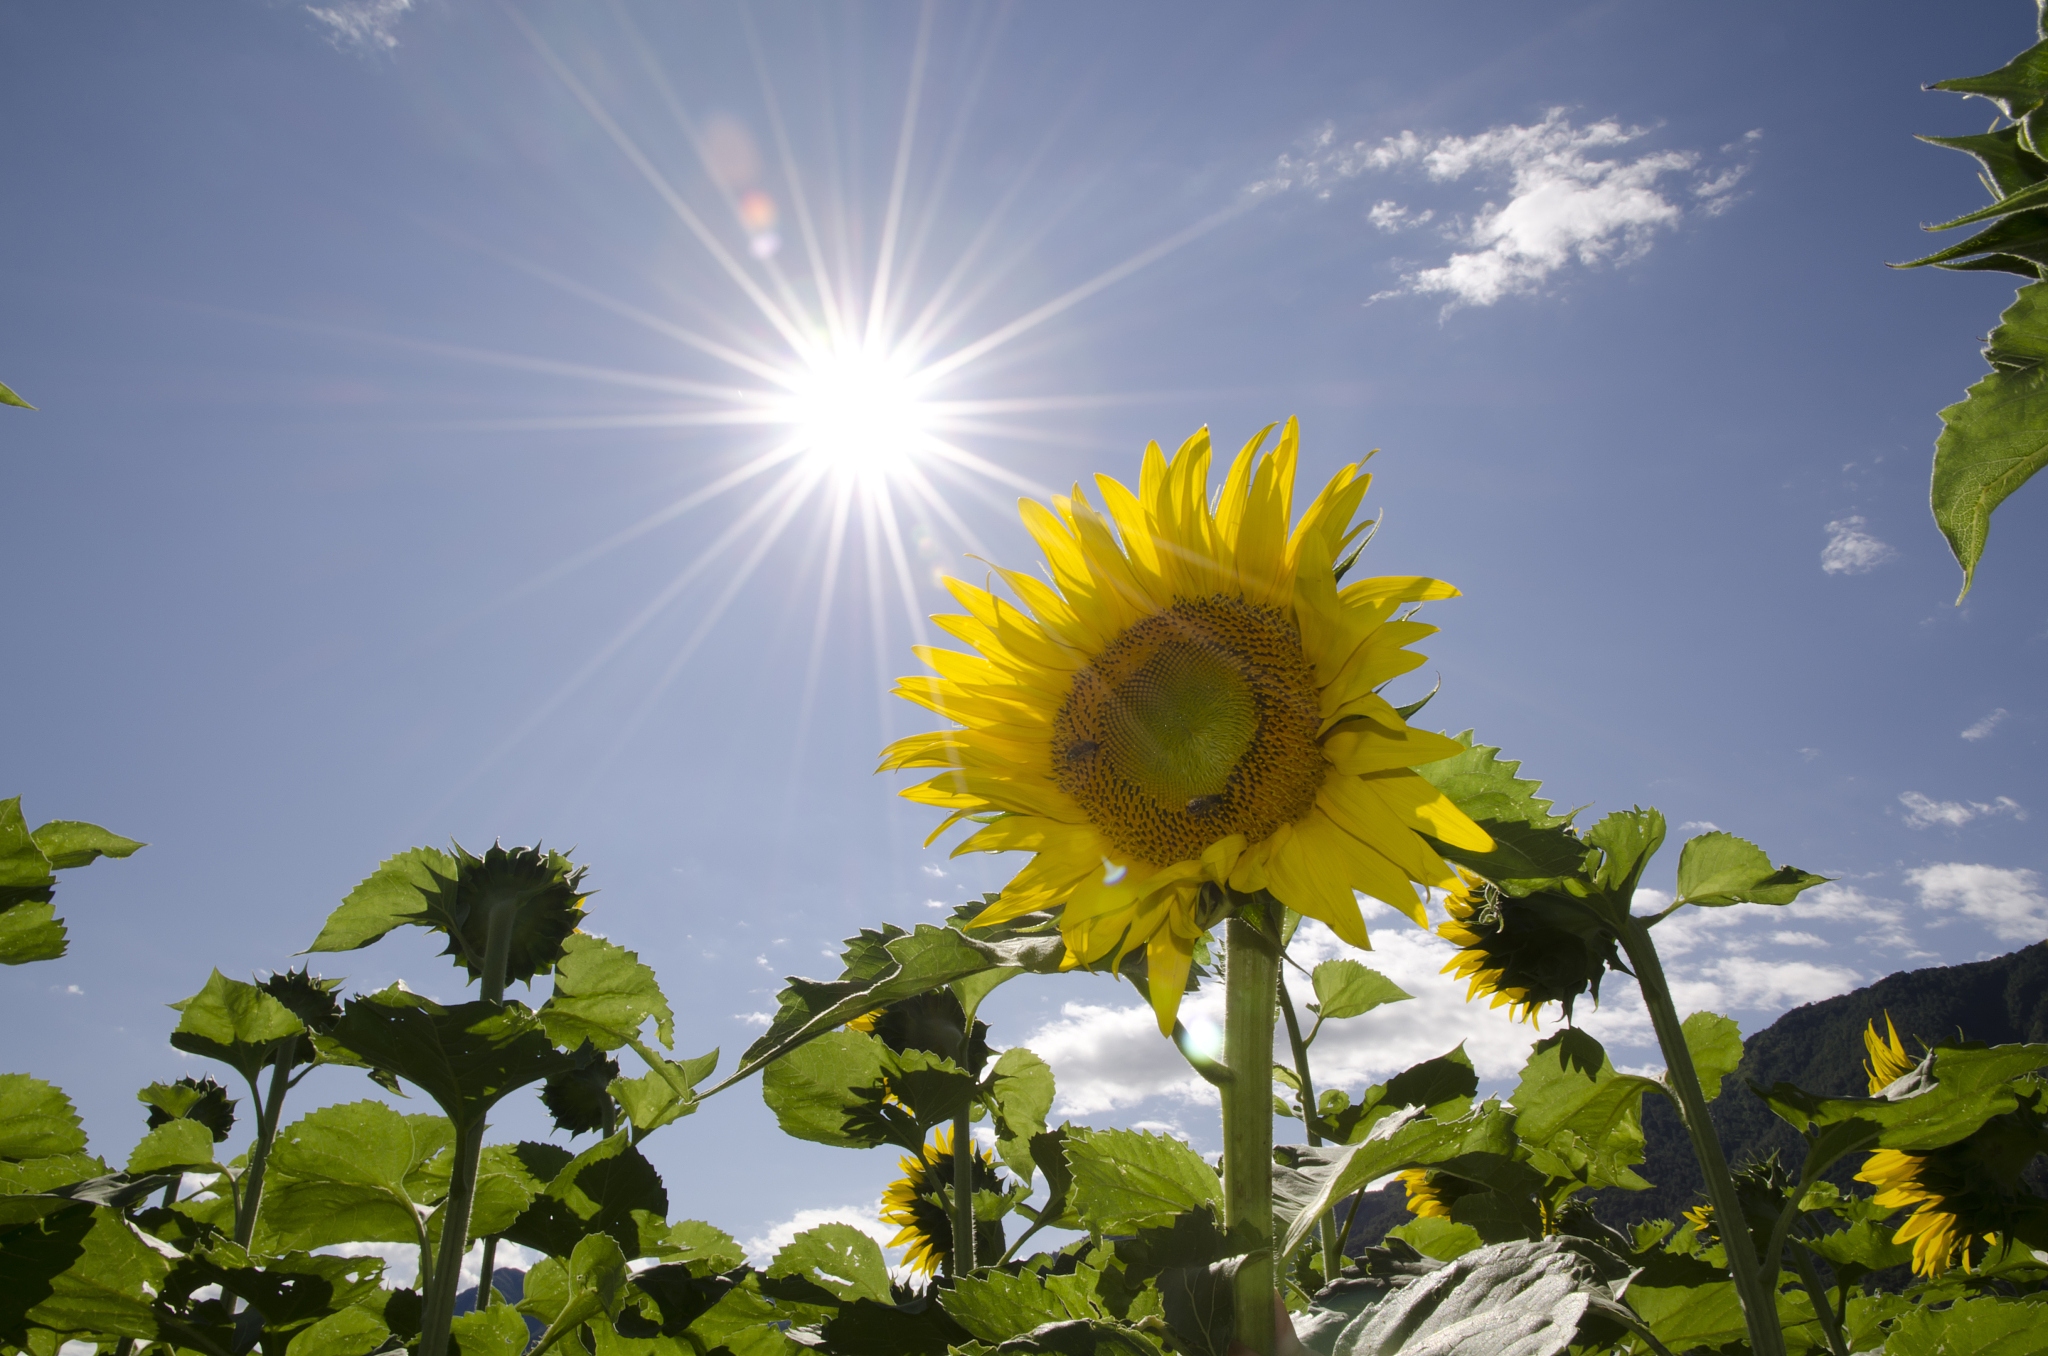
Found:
[922,864,948,878]
[1677,821,1721,834]
[317,1239,539,1292]
[742,1203,902,1269]
[1908,863,2048,942]
[736,1011,772,1027]
[1254,112,1742,309]
[1769,931,1825,948]
[305,0,412,52]
[1782,881,1928,956]
[1820,517,1894,575]
[1898,792,2026,830]
[925,899,951,910]
[1667,957,1861,1013]
[1962,709,2009,741]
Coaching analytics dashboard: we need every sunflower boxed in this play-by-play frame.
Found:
[1863,1011,1915,1094]
[879,1125,1007,1277]
[1436,869,1620,1025]
[881,422,1492,1032]
[1858,1108,2048,1277]
[1397,1168,1485,1221]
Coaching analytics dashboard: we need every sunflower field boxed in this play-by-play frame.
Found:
[10,12,2048,1356]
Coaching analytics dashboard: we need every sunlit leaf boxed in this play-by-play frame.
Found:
[1321,1237,1633,1356]
[258,1100,453,1252]
[524,1233,629,1356]
[1064,1127,1224,1235]
[284,1306,391,1356]
[1680,1011,1743,1104]
[760,1029,906,1152]
[0,1207,167,1343]
[1308,959,1411,1020]
[124,1120,216,1176]
[985,1047,1055,1182]
[169,970,307,1088]
[1757,1040,2048,1151]
[610,1048,717,1138]
[1273,1103,1516,1259]
[0,899,65,966]
[664,1219,745,1273]
[541,933,675,1052]
[0,1075,88,1162]
[0,380,32,410]
[1673,832,1828,908]
[768,1222,892,1305]
[29,821,144,872]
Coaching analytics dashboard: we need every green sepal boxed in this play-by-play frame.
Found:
[1931,36,2048,120]
[139,1075,238,1143]
[1921,126,2048,199]
[1414,737,1588,893]
[322,986,581,1131]
[0,380,32,410]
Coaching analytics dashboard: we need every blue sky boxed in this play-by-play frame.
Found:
[5,0,2045,1268]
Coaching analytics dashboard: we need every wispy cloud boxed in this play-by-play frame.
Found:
[1252,112,1753,309]
[1898,792,2026,830]
[305,0,412,52]
[1962,709,2009,742]
[1820,517,1894,575]
[1908,863,2048,941]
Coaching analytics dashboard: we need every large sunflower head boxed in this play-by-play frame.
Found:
[879,1124,1007,1277]
[1436,869,1619,1025]
[1863,1012,1916,1095]
[1856,1100,2048,1278]
[882,422,1492,1033]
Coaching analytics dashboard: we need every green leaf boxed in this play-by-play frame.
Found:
[1064,1127,1223,1235]
[726,923,1066,1094]
[1930,279,2048,599]
[448,1302,532,1356]
[527,1233,629,1356]
[1680,1011,1743,1103]
[169,970,308,1087]
[767,1222,892,1304]
[1308,959,1411,1020]
[0,799,54,890]
[1922,127,2048,199]
[541,933,675,1052]
[941,1265,1107,1343]
[1865,1294,2047,1356]
[610,1048,717,1137]
[1673,832,1828,908]
[435,1142,550,1243]
[986,1047,1056,1181]
[760,1029,903,1151]
[1273,1103,1517,1259]
[1314,1046,1478,1145]
[665,1219,746,1272]
[0,380,32,410]
[501,1129,669,1261]
[0,899,65,966]
[30,821,144,872]
[0,1207,168,1343]
[1413,735,1572,829]
[308,846,461,953]
[889,1048,978,1130]
[286,1306,391,1356]
[324,986,580,1130]
[257,1101,454,1252]
[1384,1216,1483,1262]
[1322,1237,1628,1356]
[0,1075,87,1162]
[124,1120,217,1176]
[1509,1036,1656,1191]
[1932,37,2048,120]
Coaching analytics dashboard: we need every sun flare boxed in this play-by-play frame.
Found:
[786,344,929,482]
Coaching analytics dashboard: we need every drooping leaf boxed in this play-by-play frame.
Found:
[1928,280,2048,599]
[609,1047,717,1138]
[1757,1040,2048,1152]
[540,933,675,1052]
[0,800,54,891]
[322,986,581,1131]
[0,1075,88,1162]
[724,923,1066,1094]
[1064,1127,1224,1234]
[820,1291,973,1355]
[986,1047,1056,1181]
[169,970,308,1088]
[1308,960,1411,1020]
[1274,1103,1518,1259]
[257,1101,454,1253]
[1673,832,1829,908]
[767,1222,892,1304]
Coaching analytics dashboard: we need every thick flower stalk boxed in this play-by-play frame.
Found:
[884,421,1489,1352]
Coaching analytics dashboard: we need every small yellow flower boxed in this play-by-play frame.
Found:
[884,422,1492,1033]
[1397,1167,1483,1221]
[880,1125,1005,1276]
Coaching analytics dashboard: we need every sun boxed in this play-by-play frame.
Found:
[785,343,930,483]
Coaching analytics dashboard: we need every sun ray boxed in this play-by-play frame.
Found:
[865,0,935,351]
[742,6,849,344]
[507,6,816,360]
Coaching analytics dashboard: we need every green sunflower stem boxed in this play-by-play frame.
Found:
[1277,971,1342,1282]
[419,898,517,1356]
[1223,911,1279,1356]
[233,1034,297,1249]
[1617,919,1786,1356]
[951,1107,976,1277]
